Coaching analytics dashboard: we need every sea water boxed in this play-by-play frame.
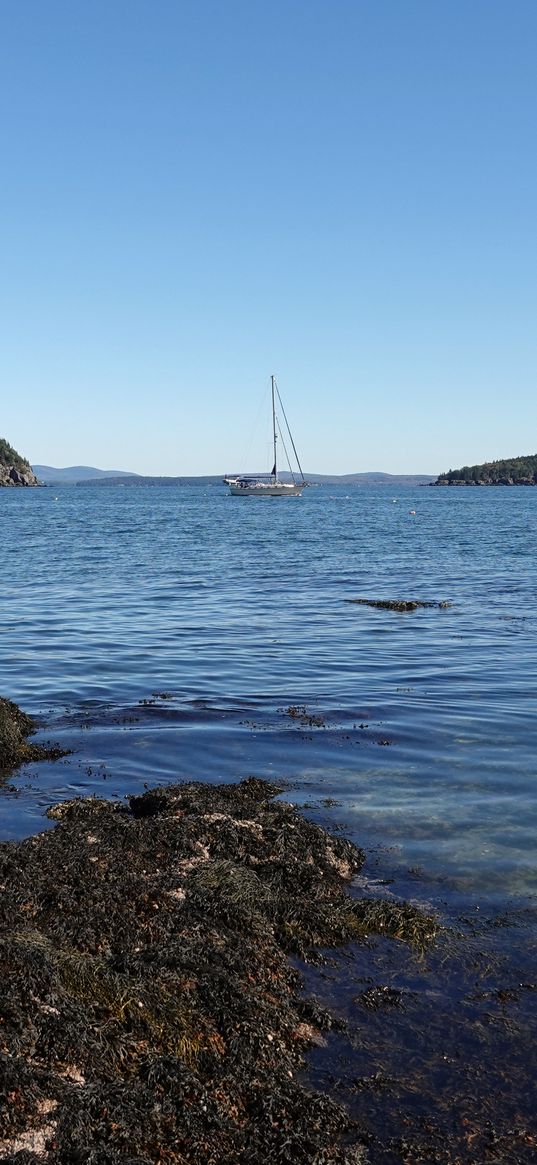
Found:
[1,483,536,1158]
[2,483,536,897]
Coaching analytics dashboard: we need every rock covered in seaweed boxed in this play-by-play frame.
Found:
[0,778,437,1163]
[0,697,67,771]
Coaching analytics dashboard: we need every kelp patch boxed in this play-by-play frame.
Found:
[0,778,437,1163]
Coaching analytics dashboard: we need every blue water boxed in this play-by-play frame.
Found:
[2,483,536,903]
[2,483,537,1160]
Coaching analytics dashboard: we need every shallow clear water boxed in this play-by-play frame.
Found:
[2,483,536,905]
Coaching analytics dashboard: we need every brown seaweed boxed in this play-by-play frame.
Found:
[0,777,438,1163]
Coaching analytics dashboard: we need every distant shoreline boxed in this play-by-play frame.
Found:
[34,472,436,488]
[430,479,537,487]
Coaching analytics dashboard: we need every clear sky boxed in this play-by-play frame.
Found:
[1,0,536,475]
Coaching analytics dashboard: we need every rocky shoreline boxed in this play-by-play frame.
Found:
[0,464,39,487]
[0,768,437,1164]
[0,697,442,1163]
[1,700,535,1164]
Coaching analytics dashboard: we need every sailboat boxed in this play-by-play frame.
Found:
[228,376,308,496]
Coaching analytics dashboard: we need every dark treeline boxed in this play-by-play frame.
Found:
[436,454,537,485]
[0,438,30,469]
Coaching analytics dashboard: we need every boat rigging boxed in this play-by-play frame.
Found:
[227,376,308,497]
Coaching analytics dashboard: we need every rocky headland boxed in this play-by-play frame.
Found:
[0,437,39,486]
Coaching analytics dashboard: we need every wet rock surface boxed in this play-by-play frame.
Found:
[0,778,438,1164]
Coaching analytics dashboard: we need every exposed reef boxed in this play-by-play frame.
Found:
[0,778,437,1163]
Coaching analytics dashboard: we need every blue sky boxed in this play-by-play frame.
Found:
[1,0,536,475]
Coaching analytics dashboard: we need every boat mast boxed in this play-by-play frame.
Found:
[271,374,277,480]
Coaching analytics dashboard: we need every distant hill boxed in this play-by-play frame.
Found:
[31,464,435,487]
[433,455,537,486]
[74,471,435,487]
[32,465,139,484]
[75,470,433,484]
[75,475,224,486]
[304,472,435,486]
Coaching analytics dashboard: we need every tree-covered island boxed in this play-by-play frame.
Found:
[0,437,39,486]
[433,453,537,486]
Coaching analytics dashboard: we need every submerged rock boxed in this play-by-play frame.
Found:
[345,598,452,612]
[0,778,438,1163]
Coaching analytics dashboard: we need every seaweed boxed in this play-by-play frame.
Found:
[0,697,68,772]
[349,898,438,951]
[0,778,438,1162]
[284,705,326,727]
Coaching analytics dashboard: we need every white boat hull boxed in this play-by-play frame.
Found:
[229,481,305,496]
